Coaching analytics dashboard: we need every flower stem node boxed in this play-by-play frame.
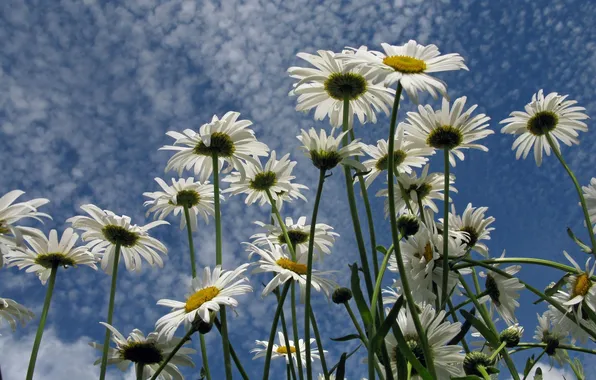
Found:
[192,316,214,335]
[332,287,353,304]
[463,352,498,377]
[396,214,420,237]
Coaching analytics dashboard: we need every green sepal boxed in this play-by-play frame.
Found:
[329,344,361,375]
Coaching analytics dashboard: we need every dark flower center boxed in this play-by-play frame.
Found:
[0,221,9,234]
[34,253,76,269]
[193,132,235,157]
[175,190,201,208]
[485,274,501,306]
[324,72,368,101]
[463,351,494,376]
[120,342,164,365]
[460,226,479,248]
[426,125,463,150]
[401,338,426,376]
[278,229,310,247]
[102,225,139,247]
[310,150,343,171]
[249,171,277,191]
[527,111,558,136]
[375,150,407,171]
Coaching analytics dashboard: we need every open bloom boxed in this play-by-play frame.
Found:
[251,216,338,259]
[338,41,468,103]
[251,331,325,366]
[4,228,97,284]
[90,322,195,379]
[500,90,589,166]
[0,297,34,332]
[403,96,492,166]
[161,111,269,182]
[0,190,50,267]
[223,151,307,209]
[534,311,570,365]
[385,304,465,379]
[67,204,168,275]
[288,50,394,128]
[360,125,434,188]
[247,242,337,301]
[438,203,495,257]
[582,177,596,226]
[143,177,218,231]
[156,264,252,341]
[297,128,366,171]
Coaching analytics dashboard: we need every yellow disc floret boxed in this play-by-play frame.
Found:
[276,258,307,275]
[185,286,220,313]
[382,55,427,74]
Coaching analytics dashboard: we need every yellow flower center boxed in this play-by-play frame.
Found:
[571,273,592,299]
[382,55,427,74]
[423,242,434,263]
[276,346,297,355]
[276,258,307,275]
[185,286,220,313]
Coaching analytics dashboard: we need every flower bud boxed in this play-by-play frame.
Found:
[463,352,496,376]
[191,316,213,335]
[499,324,523,347]
[332,287,353,304]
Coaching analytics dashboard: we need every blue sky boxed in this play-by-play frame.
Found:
[1,0,595,379]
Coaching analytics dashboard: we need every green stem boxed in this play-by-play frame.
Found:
[149,327,195,380]
[280,309,298,380]
[220,308,233,380]
[99,243,121,380]
[370,245,396,325]
[446,297,470,353]
[308,308,329,378]
[545,132,596,254]
[263,282,292,380]
[522,349,546,380]
[441,148,450,309]
[344,302,368,345]
[304,169,326,380]
[200,335,213,380]
[183,205,197,278]
[214,318,248,380]
[136,363,144,380]
[515,342,596,355]
[265,189,296,260]
[385,82,436,378]
[477,365,491,380]
[26,263,58,380]
[453,257,581,276]
[341,97,374,299]
[488,341,507,361]
[290,283,304,380]
[287,363,291,380]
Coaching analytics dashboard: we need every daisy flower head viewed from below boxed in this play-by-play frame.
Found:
[251,331,325,366]
[3,228,97,284]
[438,203,495,257]
[143,177,217,231]
[161,111,269,182]
[0,297,34,332]
[155,264,252,341]
[500,89,589,166]
[222,151,307,209]
[251,216,338,259]
[296,128,366,171]
[67,204,168,274]
[360,125,435,188]
[534,311,570,365]
[90,322,195,379]
[402,96,493,166]
[288,49,395,128]
[338,40,468,103]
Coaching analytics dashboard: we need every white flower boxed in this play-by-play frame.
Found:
[500,90,589,166]
[438,203,495,257]
[547,295,596,345]
[403,97,492,166]
[251,331,325,366]
[297,128,366,171]
[0,297,34,332]
[338,41,468,103]
[385,304,465,379]
[0,190,50,267]
[382,282,402,305]
[581,177,596,226]
[156,264,252,341]
[90,322,195,380]
[247,242,337,301]
[223,151,307,209]
[143,177,218,231]
[250,216,338,260]
[67,204,168,275]
[360,126,434,188]
[534,311,569,365]
[4,228,97,284]
[161,111,269,182]
[288,50,395,128]
[378,165,457,215]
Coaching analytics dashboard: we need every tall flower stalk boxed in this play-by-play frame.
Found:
[99,244,121,380]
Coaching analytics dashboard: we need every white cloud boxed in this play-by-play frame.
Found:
[510,361,574,380]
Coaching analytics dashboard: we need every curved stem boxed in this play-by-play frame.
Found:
[304,169,326,379]
[477,366,491,380]
[522,349,546,380]
[514,342,596,355]
[290,283,304,380]
[453,257,580,275]
[99,243,121,380]
[441,148,450,309]
[308,308,329,378]
[183,205,197,278]
[26,263,58,380]
[545,132,596,254]
[199,335,213,380]
[263,282,292,380]
[370,245,396,324]
[149,327,195,380]
[265,189,296,260]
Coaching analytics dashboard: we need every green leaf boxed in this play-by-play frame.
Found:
[350,263,372,329]
[460,309,498,344]
[447,307,475,345]
[523,354,535,377]
[371,296,404,352]
[329,344,361,375]
[451,377,483,380]
[376,245,388,255]
[330,334,361,342]
[336,353,347,380]
[567,227,592,253]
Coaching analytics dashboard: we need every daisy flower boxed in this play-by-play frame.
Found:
[360,125,434,188]
[247,242,337,301]
[338,41,468,103]
[500,90,589,166]
[288,50,395,128]
[161,111,269,182]
[251,331,325,366]
[382,282,402,305]
[143,177,218,231]
[581,177,596,226]
[4,228,97,284]
[0,190,50,267]
[478,252,525,324]
[547,294,596,345]
[0,297,34,332]
[297,128,366,171]
[90,322,195,379]
[385,304,465,379]
[378,165,457,215]
[534,311,570,365]
[438,203,495,257]
[222,151,307,209]
[403,96,493,166]
[67,204,168,274]
[250,216,338,259]
[156,264,252,341]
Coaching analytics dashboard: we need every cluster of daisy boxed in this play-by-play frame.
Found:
[2,37,596,380]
